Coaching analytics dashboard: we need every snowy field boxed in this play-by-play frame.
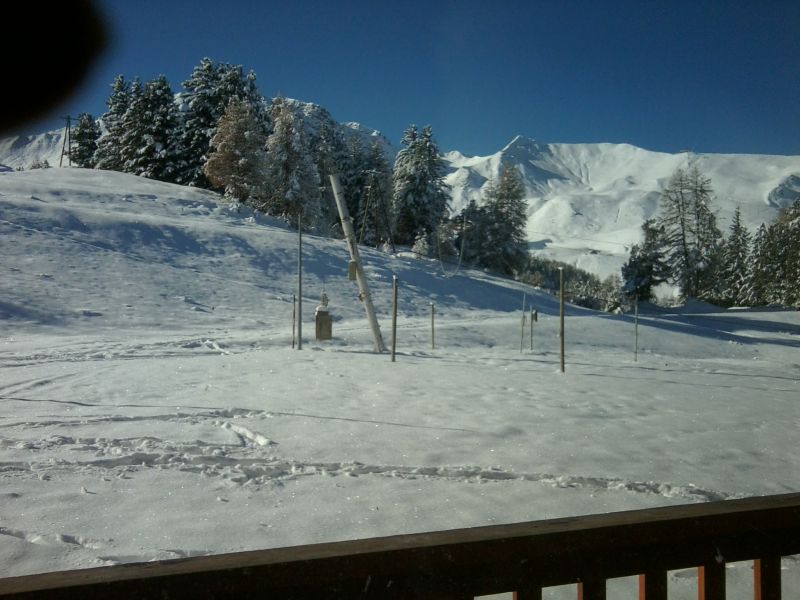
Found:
[0,169,798,598]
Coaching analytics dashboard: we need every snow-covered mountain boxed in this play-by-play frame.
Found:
[444,136,800,278]
[4,120,800,280]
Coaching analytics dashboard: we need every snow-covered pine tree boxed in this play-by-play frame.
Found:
[479,165,528,276]
[688,167,723,301]
[203,98,268,203]
[746,223,772,306]
[719,206,752,306]
[411,228,431,257]
[457,198,488,266]
[262,96,322,229]
[177,58,267,188]
[69,112,100,168]
[770,200,800,306]
[392,125,449,245]
[116,76,182,182]
[138,75,182,182]
[312,120,350,233]
[94,75,131,171]
[621,219,670,302]
[358,139,394,248]
[655,166,722,300]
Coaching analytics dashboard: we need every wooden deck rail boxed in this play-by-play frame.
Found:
[1,493,799,599]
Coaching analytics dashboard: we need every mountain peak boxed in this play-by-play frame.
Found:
[501,135,541,153]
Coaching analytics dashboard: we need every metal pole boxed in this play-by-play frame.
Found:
[634,295,639,362]
[520,293,526,353]
[391,276,398,362]
[59,116,69,168]
[430,302,435,350]
[329,174,386,353]
[297,215,303,350]
[530,307,534,351]
[292,294,296,349]
[559,267,565,373]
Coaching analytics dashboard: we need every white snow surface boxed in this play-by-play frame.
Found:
[0,169,799,599]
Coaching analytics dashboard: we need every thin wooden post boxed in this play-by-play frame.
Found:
[514,588,543,600]
[297,214,303,350]
[754,557,781,600]
[530,307,534,351]
[520,293,527,353]
[639,571,668,600]
[559,267,565,373]
[391,275,398,362]
[578,578,606,600]
[698,563,725,600]
[329,174,386,353]
[291,294,296,349]
[430,301,435,350]
[634,295,639,362]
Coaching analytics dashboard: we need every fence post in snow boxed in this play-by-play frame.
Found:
[391,276,398,362]
[530,307,535,351]
[430,302,435,350]
[520,293,527,353]
[559,268,565,373]
[292,294,296,349]
[634,295,639,362]
[297,212,303,350]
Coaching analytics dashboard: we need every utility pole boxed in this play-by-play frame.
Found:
[59,115,72,167]
[559,267,565,373]
[330,174,386,353]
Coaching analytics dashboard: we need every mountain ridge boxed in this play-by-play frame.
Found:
[3,116,799,280]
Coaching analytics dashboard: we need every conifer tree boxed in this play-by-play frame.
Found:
[769,200,800,306]
[719,207,752,305]
[118,77,181,181]
[94,75,130,171]
[392,125,449,245]
[116,77,144,174]
[457,198,489,266]
[177,58,267,188]
[312,120,351,233]
[479,165,529,275]
[621,219,670,302]
[746,223,772,306]
[655,166,722,300]
[203,98,268,202]
[262,96,321,229]
[69,113,100,168]
[358,139,394,247]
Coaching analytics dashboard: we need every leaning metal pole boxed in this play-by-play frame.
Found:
[329,174,386,353]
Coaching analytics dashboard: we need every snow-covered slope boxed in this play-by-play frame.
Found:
[0,130,64,170]
[444,136,800,278]
[0,169,798,599]
[4,123,800,281]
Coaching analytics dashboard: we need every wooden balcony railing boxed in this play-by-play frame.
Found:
[1,493,798,599]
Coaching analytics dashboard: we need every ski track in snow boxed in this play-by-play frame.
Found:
[0,408,731,504]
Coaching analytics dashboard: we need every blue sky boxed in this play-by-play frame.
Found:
[25,0,800,156]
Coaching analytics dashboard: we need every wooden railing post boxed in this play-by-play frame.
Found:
[577,578,606,600]
[698,563,725,600]
[639,570,668,600]
[513,588,543,600]
[754,556,781,600]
